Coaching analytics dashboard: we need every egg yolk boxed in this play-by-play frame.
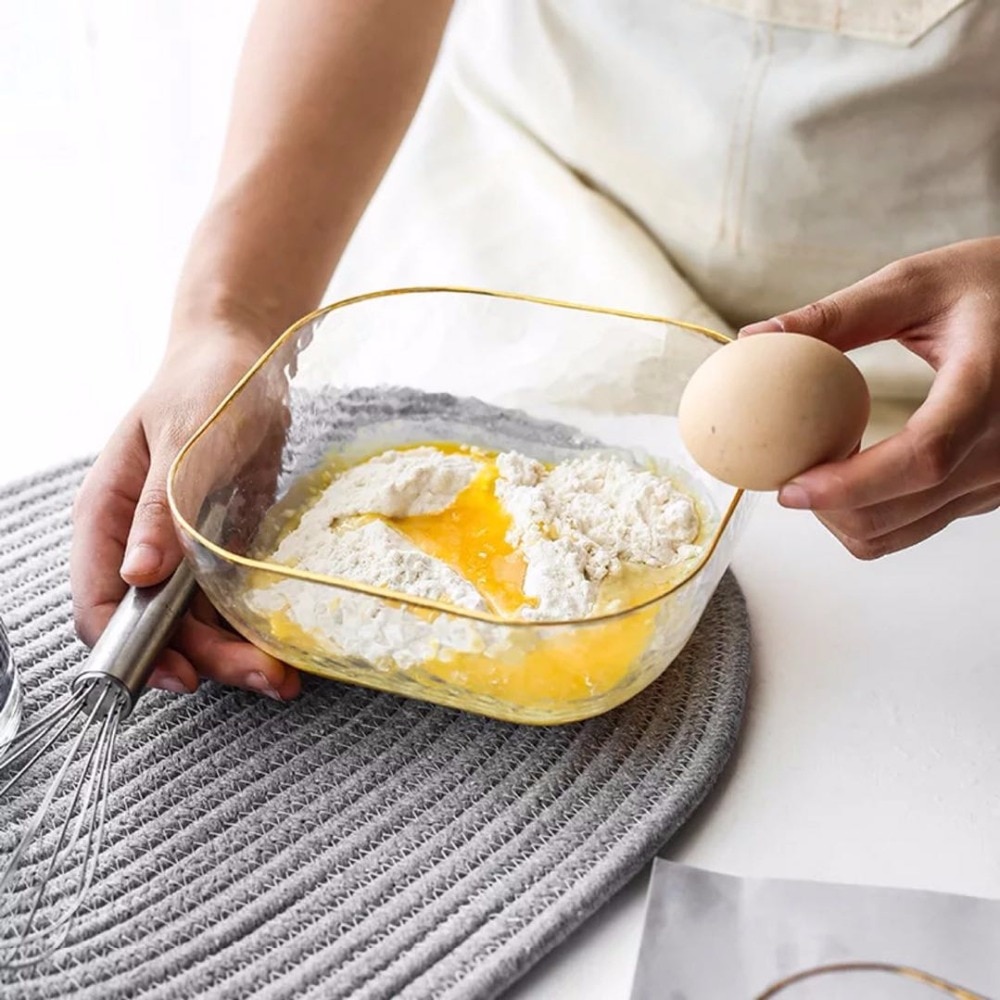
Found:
[418,607,657,707]
[389,452,531,618]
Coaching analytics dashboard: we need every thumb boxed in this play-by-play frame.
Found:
[120,441,184,587]
[739,259,939,351]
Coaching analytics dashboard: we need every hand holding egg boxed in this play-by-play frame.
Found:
[678,333,871,492]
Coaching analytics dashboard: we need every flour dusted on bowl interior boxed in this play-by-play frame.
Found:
[246,442,705,674]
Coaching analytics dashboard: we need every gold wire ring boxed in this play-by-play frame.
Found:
[756,961,991,999]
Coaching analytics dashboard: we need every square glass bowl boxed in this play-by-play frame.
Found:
[168,288,751,724]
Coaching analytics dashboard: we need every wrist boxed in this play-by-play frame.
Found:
[168,193,329,352]
[168,281,282,354]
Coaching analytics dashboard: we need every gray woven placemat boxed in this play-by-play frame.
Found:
[0,459,750,1000]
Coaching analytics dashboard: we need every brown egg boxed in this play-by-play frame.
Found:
[678,333,871,491]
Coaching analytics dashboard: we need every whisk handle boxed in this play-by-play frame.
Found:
[73,560,198,714]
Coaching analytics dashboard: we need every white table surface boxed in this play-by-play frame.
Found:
[4,7,1000,996]
[505,413,1000,996]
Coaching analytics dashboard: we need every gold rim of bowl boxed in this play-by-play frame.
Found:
[166,285,745,628]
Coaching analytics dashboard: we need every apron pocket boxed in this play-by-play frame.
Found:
[693,0,971,46]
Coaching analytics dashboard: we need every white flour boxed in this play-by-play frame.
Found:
[269,518,485,610]
[250,519,490,670]
[495,452,700,619]
[247,446,702,667]
[304,446,479,519]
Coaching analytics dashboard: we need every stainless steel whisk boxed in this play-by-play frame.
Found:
[0,563,197,968]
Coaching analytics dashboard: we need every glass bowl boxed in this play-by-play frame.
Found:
[167,287,750,725]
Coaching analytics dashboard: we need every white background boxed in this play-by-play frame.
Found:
[3,4,999,998]
[0,0,255,476]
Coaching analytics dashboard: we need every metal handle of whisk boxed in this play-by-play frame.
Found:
[72,560,199,714]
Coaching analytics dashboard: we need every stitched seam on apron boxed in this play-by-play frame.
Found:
[693,0,971,45]
[732,24,774,252]
[719,22,774,252]
[716,20,764,246]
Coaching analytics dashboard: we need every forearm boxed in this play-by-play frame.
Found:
[170,0,453,347]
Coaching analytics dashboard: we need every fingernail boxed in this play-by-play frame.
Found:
[738,318,784,337]
[121,542,162,578]
[778,483,812,509]
[155,674,189,694]
[247,671,283,701]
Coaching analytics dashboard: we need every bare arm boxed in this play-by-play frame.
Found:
[173,0,454,343]
[72,0,453,698]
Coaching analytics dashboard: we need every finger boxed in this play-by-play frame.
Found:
[814,443,996,542]
[71,418,151,645]
[220,418,288,555]
[779,357,989,511]
[740,256,942,351]
[818,485,1000,560]
[120,427,187,588]
[174,611,300,701]
[187,590,300,699]
[189,589,222,626]
[189,590,244,639]
[147,646,200,694]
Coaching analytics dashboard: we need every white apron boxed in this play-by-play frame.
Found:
[330,0,999,407]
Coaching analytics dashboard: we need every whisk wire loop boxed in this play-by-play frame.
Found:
[0,688,90,801]
[0,681,127,967]
[2,683,125,967]
[0,551,201,968]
